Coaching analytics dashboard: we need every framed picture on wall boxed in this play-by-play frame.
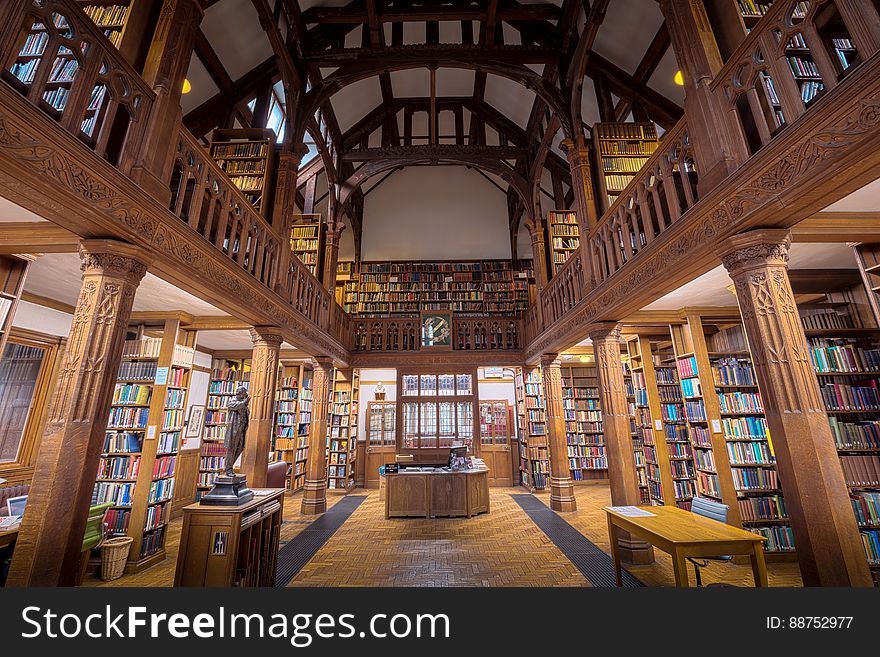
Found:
[182,404,206,450]
[420,311,453,350]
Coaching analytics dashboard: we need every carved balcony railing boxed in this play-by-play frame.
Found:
[352,317,522,353]
[540,249,586,329]
[589,120,698,284]
[169,129,282,290]
[0,0,154,173]
[711,0,880,160]
[285,259,329,327]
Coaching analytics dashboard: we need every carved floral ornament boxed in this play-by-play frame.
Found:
[79,249,148,282]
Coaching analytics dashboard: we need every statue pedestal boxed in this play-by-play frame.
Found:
[201,474,254,506]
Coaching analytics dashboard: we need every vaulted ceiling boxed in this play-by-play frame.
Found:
[181,0,685,255]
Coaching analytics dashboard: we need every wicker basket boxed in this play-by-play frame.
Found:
[100,537,133,581]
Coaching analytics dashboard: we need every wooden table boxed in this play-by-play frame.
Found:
[385,468,490,519]
[0,523,20,549]
[605,505,768,587]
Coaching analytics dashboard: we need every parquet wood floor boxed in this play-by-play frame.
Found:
[81,484,803,587]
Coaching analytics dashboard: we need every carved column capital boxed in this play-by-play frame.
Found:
[588,321,623,344]
[559,137,589,165]
[538,352,561,369]
[326,221,346,244]
[79,240,149,284]
[719,229,791,276]
[311,356,334,371]
[249,326,284,349]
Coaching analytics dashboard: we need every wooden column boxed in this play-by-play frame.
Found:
[659,0,745,189]
[130,0,202,202]
[591,323,655,564]
[272,145,309,294]
[559,138,599,231]
[7,240,148,586]
[719,229,873,587]
[525,217,549,291]
[322,221,346,292]
[240,326,283,488]
[301,357,333,514]
[540,354,577,512]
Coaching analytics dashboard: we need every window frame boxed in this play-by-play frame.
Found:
[0,328,65,481]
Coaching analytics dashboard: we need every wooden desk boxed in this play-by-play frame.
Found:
[0,525,19,549]
[605,505,768,587]
[385,469,489,519]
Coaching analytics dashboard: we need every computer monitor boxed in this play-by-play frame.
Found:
[6,495,27,517]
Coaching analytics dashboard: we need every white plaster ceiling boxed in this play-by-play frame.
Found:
[0,196,46,222]
[201,1,273,81]
[644,243,860,310]
[180,54,219,115]
[195,329,297,351]
[593,0,665,76]
[823,177,880,212]
[24,253,227,315]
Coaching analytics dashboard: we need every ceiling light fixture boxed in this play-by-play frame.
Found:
[579,355,590,363]
[182,78,192,94]
[674,70,684,86]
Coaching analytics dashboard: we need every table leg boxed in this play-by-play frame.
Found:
[750,544,769,587]
[607,516,622,587]
[672,550,689,587]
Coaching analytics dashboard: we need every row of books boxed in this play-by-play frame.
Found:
[722,416,768,440]
[570,457,607,470]
[808,341,880,373]
[165,388,186,408]
[717,391,764,414]
[199,456,225,471]
[103,431,142,454]
[751,525,796,552]
[118,360,158,381]
[81,4,130,27]
[108,406,149,429]
[600,156,649,172]
[733,467,779,491]
[148,478,174,504]
[211,367,250,382]
[97,455,140,481]
[739,494,788,522]
[851,492,880,528]
[800,309,854,330]
[819,382,880,411]
[567,445,605,458]
[840,455,880,487]
[144,503,168,532]
[727,441,774,466]
[158,431,179,455]
[829,418,880,450]
[153,455,175,479]
[212,142,267,158]
[712,358,757,386]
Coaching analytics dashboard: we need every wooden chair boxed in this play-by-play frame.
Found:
[76,502,112,585]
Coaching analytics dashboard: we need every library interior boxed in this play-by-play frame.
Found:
[0,0,879,589]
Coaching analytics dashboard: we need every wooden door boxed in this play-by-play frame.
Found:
[479,400,513,486]
[365,402,396,488]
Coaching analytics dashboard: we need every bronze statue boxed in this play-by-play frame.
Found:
[223,385,249,477]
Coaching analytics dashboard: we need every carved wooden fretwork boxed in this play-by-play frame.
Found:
[302,357,333,515]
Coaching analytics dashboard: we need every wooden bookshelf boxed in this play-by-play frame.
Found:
[291,213,323,277]
[327,368,358,491]
[293,364,314,492]
[560,361,608,483]
[271,363,299,489]
[0,255,31,358]
[197,357,251,498]
[625,335,675,507]
[592,122,659,212]
[855,243,880,324]
[356,259,521,316]
[94,323,195,573]
[798,286,880,583]
[548,211,579,276]
[209,128,276,217]
[335,260,358,313]
[514,366,549,491]
[76,1,158,68]
[513,258,534,313]
[622,354,651,504]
